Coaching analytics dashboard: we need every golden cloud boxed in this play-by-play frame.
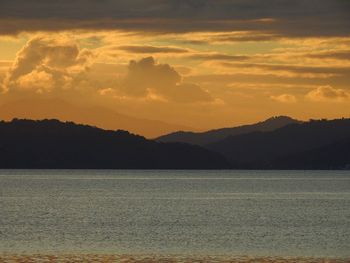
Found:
[307,50,350,61]
[306,85,350,102]
[0,36,214,104]
[117,45,189,54]
[187,53,249,61]
[270,94,297,103]
[218,62,350,78]
[2,36,93,94]
[121,57,213,103]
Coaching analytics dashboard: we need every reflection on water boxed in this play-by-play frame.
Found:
[0,170,349,257]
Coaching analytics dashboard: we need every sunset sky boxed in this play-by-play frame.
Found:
[0,0,349,137]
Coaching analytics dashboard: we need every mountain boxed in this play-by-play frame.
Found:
[156,116,300,146]
[0,98,193,138]
[0,119,229,169]
[272,138,350,170]
[206,118,350,169]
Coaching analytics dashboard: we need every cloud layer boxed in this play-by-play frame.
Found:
[0,0,349,37]
[1,36,213,104]
[118,45,189,54]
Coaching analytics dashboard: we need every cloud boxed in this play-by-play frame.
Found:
[122,57,213,102]
[270,94,297,103]
[307,50,350,61]
[0,61,12,76]
[0,0,349,38]
[201,31,280,43]
[185,72,348,91]
[0,36,213,104]
[1,36,93,94]
[16,69,55,93]
[306,85,350,102]
[0,60,12,68]
[117,45,189,54]
[219,62,350,77]
[188,53,249,61]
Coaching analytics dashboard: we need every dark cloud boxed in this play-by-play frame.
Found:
[0,0,349,37]
[117,45,189,54]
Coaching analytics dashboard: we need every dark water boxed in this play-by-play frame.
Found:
[0,170,349,257]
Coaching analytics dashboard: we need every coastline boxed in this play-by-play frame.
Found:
[0,254,349,263]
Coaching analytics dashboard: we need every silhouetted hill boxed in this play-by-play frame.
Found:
[272,138,350,170]
[2,118,348,170]
[0,119,229,169]
[156,116,300,146]
[206,118,350,169]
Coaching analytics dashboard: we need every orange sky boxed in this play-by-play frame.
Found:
[0,1,349,137]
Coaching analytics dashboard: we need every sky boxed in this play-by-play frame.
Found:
[0,0,349,137]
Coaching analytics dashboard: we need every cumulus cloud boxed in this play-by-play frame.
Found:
[1,36,93,94]
[122,57,213,103]
[0,36,213,103]
[306,85,350,102]
[0,60,12,69]
[270,94,297,103]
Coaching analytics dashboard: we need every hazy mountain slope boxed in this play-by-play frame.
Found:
[0,98,193,138]
[156,116,300,146]
[0,119,229,169]
[206,118,350,168]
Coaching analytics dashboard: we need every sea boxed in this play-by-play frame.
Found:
[0,170,349,258]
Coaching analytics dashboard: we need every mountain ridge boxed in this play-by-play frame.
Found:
[206,118,350,169]
[156,116,301,146]
[0,118,229,169]
[1,117,349,170]
[271,137,350,170]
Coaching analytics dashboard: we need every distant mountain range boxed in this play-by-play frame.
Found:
[0,119,228,169]
[0,117,349,170]
[0,98,193,138]
[157,116,350,169]
[156,116,300,146]
[206,118,350,169]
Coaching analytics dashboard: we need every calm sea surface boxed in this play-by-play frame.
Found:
[0,170,349,257]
